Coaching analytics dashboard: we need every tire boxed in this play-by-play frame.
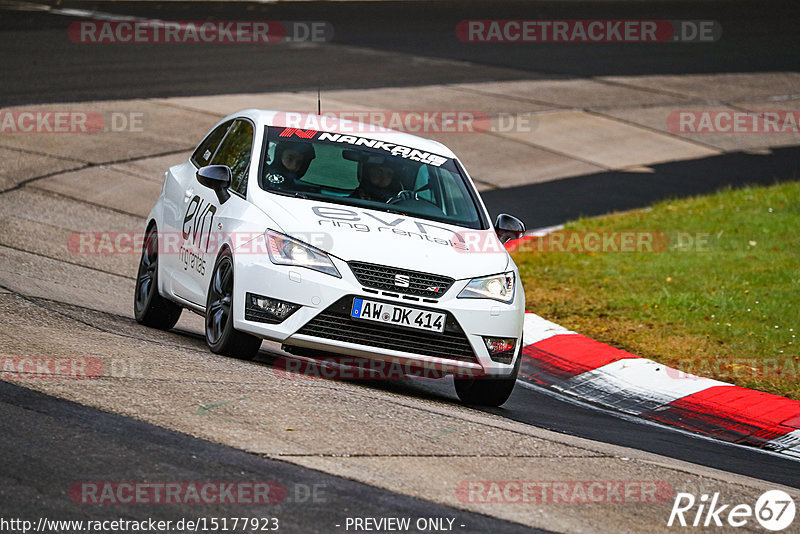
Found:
[205,249,262,360]
[134,226,182,329]
[454,353,521,407]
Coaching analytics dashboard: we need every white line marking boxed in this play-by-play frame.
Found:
[560,357,731,415]
[522,312,575,346]
[515,379,800,462]
[0,0,147,22]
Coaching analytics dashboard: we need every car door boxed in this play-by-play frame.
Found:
[172,118,256,306]
[161,120,233,300]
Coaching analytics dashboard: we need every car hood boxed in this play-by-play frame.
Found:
[254,193,509,280]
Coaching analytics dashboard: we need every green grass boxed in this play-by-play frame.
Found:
[513,180,800,400]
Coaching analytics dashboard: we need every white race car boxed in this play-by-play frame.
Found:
[135,110,526,406]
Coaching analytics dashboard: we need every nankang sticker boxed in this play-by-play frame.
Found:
[317,132,449,167]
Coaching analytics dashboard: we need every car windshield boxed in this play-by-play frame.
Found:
[258,126,487,230]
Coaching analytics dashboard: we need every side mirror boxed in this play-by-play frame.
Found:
[197,165,231,203]
[494,214,525,244]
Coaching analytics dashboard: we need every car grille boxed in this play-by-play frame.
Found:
[348,261,454,299]
[296,296,478,363]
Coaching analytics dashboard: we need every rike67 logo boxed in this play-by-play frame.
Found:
[668,490,795,531]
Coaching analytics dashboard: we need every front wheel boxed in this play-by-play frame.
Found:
[205,250,262,360]
[454,354,520,407]
[134,226,182,329]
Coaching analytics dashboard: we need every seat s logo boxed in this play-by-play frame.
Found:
[395,274,411,288]
[183,195,217,251]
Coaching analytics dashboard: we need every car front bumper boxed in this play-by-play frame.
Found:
[232,252,525,378]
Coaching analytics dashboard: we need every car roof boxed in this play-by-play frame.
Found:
[221,109,457,159]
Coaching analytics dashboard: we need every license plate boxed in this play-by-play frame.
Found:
[351,298,445,333]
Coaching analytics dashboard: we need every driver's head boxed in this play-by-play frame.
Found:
[274,141,316,179]
[359,158,401,201]
[365,163,396,188]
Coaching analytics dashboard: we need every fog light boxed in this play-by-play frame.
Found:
[245,292,300,324]
[483,337,517,364]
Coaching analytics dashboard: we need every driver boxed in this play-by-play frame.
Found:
[351,158,402,202]
[264,141,316,186]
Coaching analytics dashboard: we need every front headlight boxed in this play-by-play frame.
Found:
[265,230,341,278]
[457,272,515,303]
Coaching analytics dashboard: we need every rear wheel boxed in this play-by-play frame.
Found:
[454,354,520,407]
[205,250,262,360]
[134,226,182,329]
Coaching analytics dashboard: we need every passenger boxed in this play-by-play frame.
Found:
[264,141,315,185]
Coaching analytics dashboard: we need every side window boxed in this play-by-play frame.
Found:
[211,120,255,196]
[191,120,232,168]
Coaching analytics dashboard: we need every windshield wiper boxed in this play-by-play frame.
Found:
[380,206,408,216]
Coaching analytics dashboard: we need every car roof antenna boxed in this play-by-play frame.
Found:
[317,85,321,115]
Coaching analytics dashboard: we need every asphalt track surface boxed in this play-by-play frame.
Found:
[1,1,799,104]
[2,0,800,224]
[0,380,540,533]
[482,144,800,228]
[1,0,800,530]
[370,373,800,489]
